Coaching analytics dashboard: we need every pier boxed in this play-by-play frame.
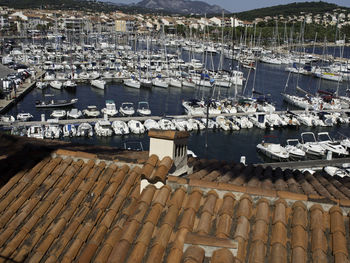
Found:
[0,68,45,114]
[259,157,350,170]
[1,108,350,127]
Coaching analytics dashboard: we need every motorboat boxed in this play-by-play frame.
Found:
[119,102,135,116]
[77,123,93,137]
[158,118,176,130]
[285,139,306,159]
[182,99,205,116]
[137,101,151,116]
[297,132,326,157]
[172,118,191,131]
[63,124,77,137]
[36,81,48,89]
[144,119,160,130]
[91,79,106,90]
[188,118,205,130]
[50,80,63,90]
[63,80,77,88]
[169,77,182,88]
[124,78,141,89]
[83,105,100,118]
[35,98,78,108]
[16,112,33,121]
[44,123,62,139]
[27,125,44,139]
[111,120,130,135]
[256,141,289,161]
[51,110,66,119]
[317,132,349,157]
[128,120,145,134]
[0,115,15,123]
[324,166,350,178]
[249,114,268,129]
[95,120,113,136]
[216,116,239,131]
[201,118,218,129]
[67,108,82,119]
[101,100,118,116]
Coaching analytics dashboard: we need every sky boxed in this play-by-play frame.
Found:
[106,0,350,12]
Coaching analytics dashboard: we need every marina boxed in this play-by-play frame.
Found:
[1,34,350,164]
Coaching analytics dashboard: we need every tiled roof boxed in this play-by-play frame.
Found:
[1,147,350,262]
[187,157,350,203]
[141,154,174,184]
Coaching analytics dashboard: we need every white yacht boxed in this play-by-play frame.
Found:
[256,141,289,161]
[124,78,141,89]
[44,123,62,139]
[158,118,176,130]
[112,120,130,135]
[63,80,77,88]
[63,124,77,137]
[27,125,44,139]
[144,119,160,130]
[201,118,219,129]
[119,102,135,116]
[285,139,306,159]
[137,101,151,116]
[152,77,169,88]
[16,113,33,121]
[51,110,66,119]
[83,106,100,118]
[101,100,118,117]
[298,132,326,157]
[317,132,349,157]
[128,120,145,134]
[95,120,113,136]
[50,80,63,90]
[91,79,106,90]
[77,123,93,137]
[67,108,82,119]
[216,116,239,131]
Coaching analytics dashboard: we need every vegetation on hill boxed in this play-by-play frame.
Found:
[0,0,157,13]
[235,1,350,21]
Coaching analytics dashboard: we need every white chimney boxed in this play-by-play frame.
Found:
[148,129,189,176]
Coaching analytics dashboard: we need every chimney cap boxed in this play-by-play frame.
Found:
[148,129,190,140]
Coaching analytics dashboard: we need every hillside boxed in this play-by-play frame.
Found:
[235,1,350,21]
[0,0,155,13]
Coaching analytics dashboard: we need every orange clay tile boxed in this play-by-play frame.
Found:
[291,225,308,249]
[312,249,328,263]
[271,221,287,247]
[272,199,287,226]
[334,252,349,263]
[152,165,169,183]
[311,228,328,253]
[310,204,325,231]
[145,243,166,263]
[166,247,183,263]
[168,187,186,209]
[179,209,196,231]
[245,186,277,198]
[184,188,202,211]
[183,246,205,263]
[255,198,270,223]
[270,243,287,263]
[291,246,307,263]
[202,190,218,215]
[107,239,130,263]
[159,156,173,170]
[329,206,346,235]
[216,213,233,239]
[146,154,159,166]
[211,248,235,263]
[292,201,307,229]
[251,220,268,243]
[277,190,307,201]
[236,195,252,219]
[196,211,213,235]
[248,240,266,262]
[219,193,235,217]
[332,231,348,256]
[234,216,250,240]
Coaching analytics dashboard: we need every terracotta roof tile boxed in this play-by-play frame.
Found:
[251,219,268,244]
[330,206,346,235]
[183,245,205,263]
[211,248,235,263]
[234,216,250,240]
[292,201,307,228]
[219,193,235,217]
[272,199,287,225]
[255,198,270,223]
[270,243,287,263]
[236,194,252,219]
[248,240,266,262]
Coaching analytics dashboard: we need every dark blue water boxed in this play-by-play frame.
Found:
[5,46,350,163]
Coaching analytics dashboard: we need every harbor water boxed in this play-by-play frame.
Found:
[4,45,350,163]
